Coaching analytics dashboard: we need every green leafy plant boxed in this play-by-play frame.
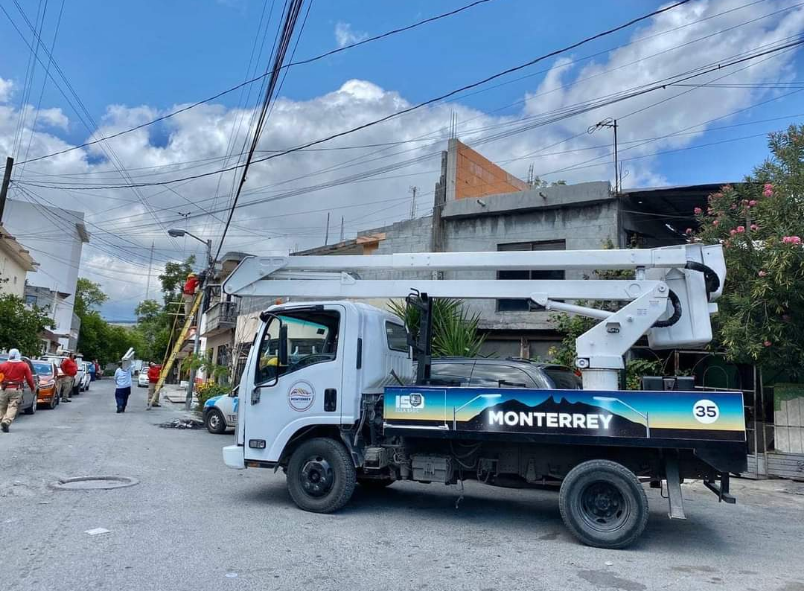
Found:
[625,358,663,391]
[690,125,804,378]
[195,381,232,410]
[0,294,53,357]
[432,305,486,357]
[388,298,486,357]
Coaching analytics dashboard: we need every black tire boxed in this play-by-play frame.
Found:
[286,438,356,513]
[357,477,395,489]
[559,459,649,549]
[49,395,57,409]
[205,409,227,434]
[24,397,36,415]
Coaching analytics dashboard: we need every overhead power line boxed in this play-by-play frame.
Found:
[12,0,499,166]
[16,0,696,195]
[214,0,308,260]
[24,34,803,196]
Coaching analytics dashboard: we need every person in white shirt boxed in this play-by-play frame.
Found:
[114,361,133,413]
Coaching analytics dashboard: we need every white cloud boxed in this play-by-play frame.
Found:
[334,22,368,48]
[0,77,12,103]
[0,0,801,317]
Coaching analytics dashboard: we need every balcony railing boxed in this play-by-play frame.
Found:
[203,300,238,336]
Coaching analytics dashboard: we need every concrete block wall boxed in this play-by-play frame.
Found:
[442,185,618,331]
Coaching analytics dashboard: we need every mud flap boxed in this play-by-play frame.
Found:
[665,455,686,520]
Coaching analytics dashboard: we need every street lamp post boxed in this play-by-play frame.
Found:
[593,396,650,438]
[168,228,213,410]
[453,394,501,430]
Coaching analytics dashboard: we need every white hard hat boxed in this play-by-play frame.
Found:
[8,348,21,361]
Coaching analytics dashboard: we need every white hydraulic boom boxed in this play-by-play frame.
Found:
[223,243,726,390]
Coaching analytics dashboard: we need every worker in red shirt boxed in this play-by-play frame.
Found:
[58,353,78,403]
[183,273,199,319]
[146,361,163,409]
[0,349,36,432]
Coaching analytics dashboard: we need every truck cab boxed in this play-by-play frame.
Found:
[224,301,412,468]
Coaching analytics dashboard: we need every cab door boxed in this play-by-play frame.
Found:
[244,305,345,464]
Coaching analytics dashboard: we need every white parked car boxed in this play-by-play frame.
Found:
[78,362,92,391]
[203,392,238,434]
[137,371,150,388]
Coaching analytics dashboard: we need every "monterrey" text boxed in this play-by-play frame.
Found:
[489,411,613,429]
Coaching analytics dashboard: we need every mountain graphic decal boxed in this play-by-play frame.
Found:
[462,396,647,438]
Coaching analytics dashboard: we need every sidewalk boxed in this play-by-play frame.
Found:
[158,383,198,407]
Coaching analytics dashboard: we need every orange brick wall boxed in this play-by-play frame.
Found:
[454,140,528,200]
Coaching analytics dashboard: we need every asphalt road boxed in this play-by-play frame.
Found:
[2,379,804,591]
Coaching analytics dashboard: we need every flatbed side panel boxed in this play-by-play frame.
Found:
[383,387,746,444]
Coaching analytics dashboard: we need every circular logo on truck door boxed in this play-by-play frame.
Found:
[288,381,315,412]
[693,399,720,424]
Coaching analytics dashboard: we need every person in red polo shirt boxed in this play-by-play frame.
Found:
[183,273,199,319]
[0,349,36,432]
[146,361,162,409]
[58,353,78,403]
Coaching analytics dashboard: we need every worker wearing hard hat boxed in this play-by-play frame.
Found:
[182,272,200,319]
[0,349,36,432]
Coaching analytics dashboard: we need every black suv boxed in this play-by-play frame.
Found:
[429,357,582,389]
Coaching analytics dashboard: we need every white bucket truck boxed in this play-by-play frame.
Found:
[220,245,745,548]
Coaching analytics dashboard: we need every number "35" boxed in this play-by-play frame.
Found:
[693,400,719,424]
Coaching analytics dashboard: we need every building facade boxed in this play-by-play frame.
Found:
[0,225,37,298]
[294,139,722,359]
[3,199,89,351]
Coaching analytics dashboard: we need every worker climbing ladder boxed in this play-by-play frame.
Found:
[153,291,203,396]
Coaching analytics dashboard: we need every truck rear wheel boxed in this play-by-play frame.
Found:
[559,459,649,549]
[287,438,356,513]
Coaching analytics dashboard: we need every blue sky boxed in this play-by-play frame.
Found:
[3,0,800,182]
[1,0,803,318]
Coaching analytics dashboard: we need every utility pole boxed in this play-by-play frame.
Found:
[339,216,344,242]
[409,186,418,219]
[324,212,330,246]
[145,241,154,300]
[0,157,13,225]
[588,118,620,193]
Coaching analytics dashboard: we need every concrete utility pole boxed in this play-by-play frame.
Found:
[339,216,344,242]
[409,186,418,219]
[324,212,330,246]
[0,157,13,225]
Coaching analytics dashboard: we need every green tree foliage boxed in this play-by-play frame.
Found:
[159,256,195,305]
[127,256,198,364]
[690,125,804,377]
[74,278,142,365]
[388,298,486,357]
[133,299,171,362]
[75,277,108,317]
[0,294,53,356]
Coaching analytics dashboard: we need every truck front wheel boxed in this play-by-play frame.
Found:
[287,438,356,513]
[559,459,649,549]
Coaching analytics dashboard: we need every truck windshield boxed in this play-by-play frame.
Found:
[256,310,340,384]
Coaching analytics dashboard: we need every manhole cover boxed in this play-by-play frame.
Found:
[50,476,139,491]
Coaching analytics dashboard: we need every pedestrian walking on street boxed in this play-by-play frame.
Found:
[114,361,133,413]
[0,349,36,433]
[146,361,162,409]
[58,353,78,403]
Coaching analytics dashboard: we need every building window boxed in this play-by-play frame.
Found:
[26,295,37,307]
[496,240,566,312]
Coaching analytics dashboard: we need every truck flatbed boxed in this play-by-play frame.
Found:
[383,386,747,473]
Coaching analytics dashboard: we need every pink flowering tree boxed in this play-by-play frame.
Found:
[691,125,804,376]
